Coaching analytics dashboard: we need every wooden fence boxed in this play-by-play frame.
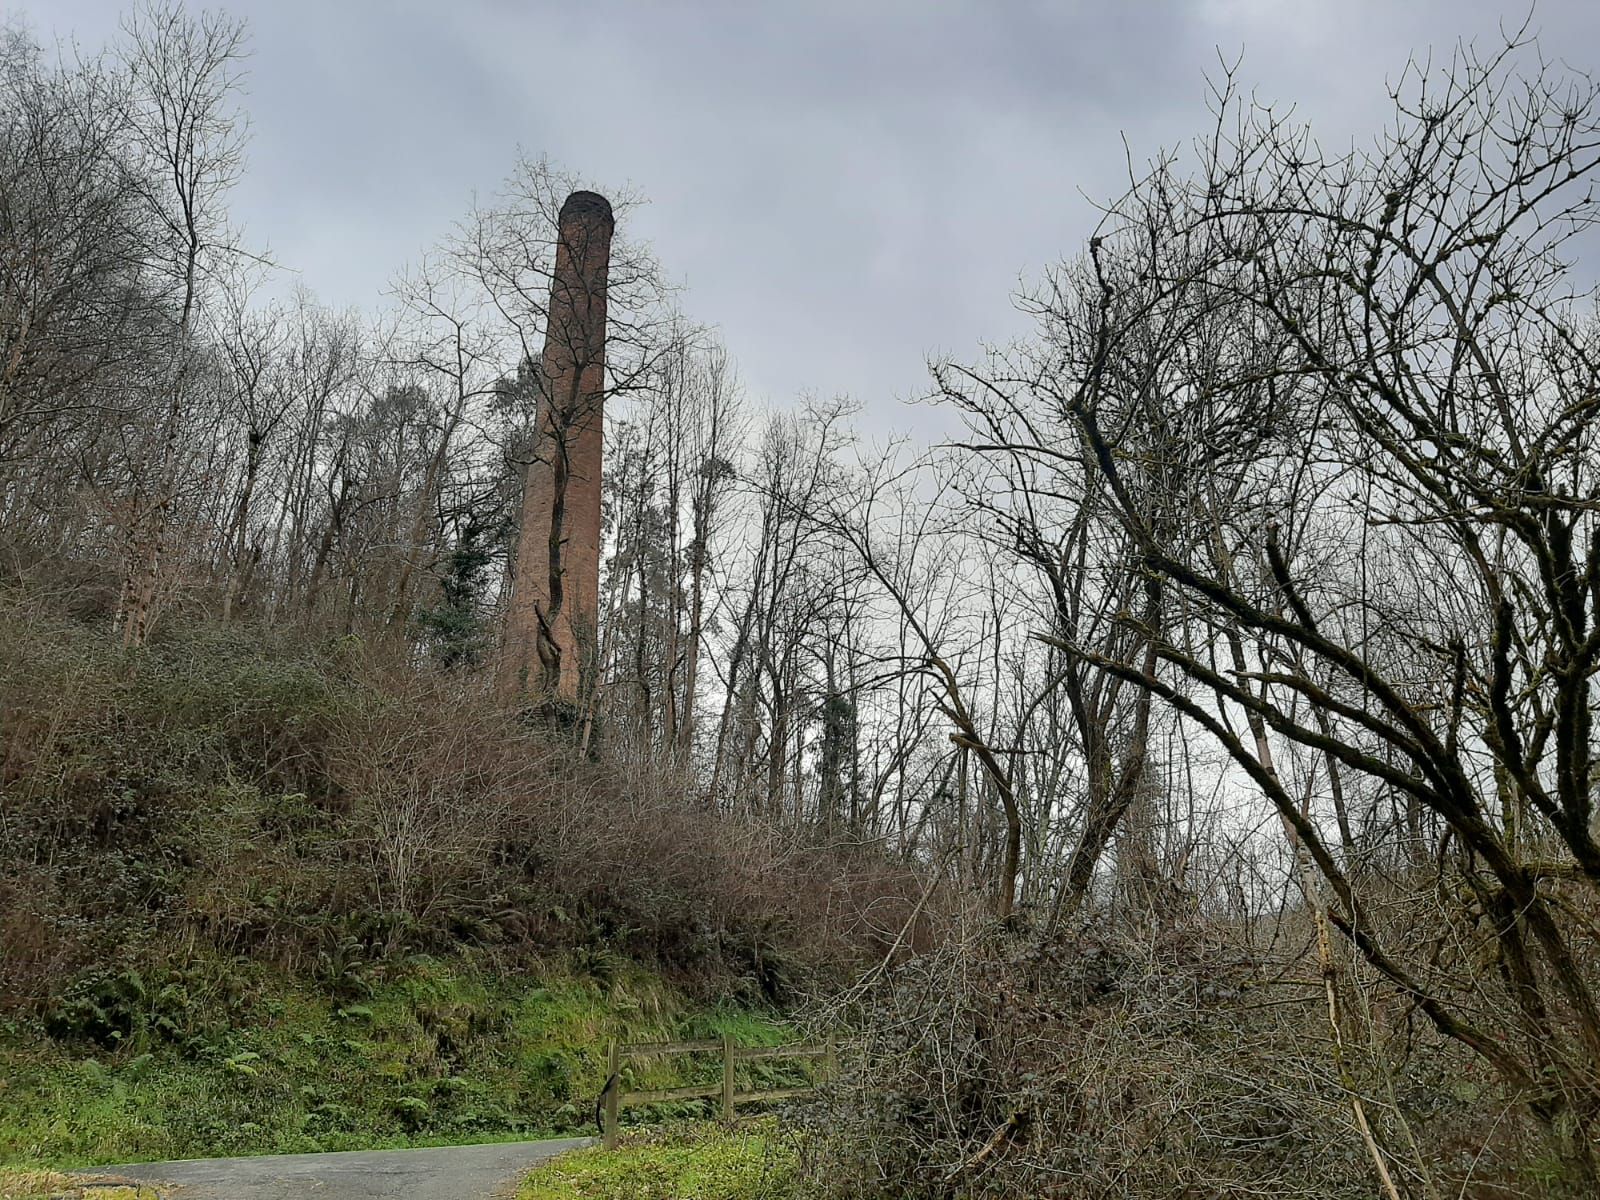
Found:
[599,1034,835,1149]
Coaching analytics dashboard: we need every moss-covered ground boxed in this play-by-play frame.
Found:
[519,1122,800,1200]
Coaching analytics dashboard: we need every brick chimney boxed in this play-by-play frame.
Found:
[500,190,614,706]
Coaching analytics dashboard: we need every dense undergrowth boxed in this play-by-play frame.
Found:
[0,593,912,1166]
[792,920,1590,1200]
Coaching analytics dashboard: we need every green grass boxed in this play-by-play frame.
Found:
[0,1169,155,1199]
[0,959,795,1169]
[519,1122,800,1200]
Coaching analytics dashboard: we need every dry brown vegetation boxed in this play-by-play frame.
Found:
[0,592,921,1020]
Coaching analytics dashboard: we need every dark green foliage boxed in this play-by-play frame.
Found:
[414,519,505,669]
[816,691,856,832]
[313,937,375,1001]
[41,962,256,1055]
[3,960,797,1166]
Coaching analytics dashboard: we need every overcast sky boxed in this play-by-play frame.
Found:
[18,1,1600,425]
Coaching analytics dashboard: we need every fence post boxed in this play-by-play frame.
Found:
[604,1039,621,1150]
[721,1031,735,1121]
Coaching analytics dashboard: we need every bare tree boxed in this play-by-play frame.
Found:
[210,269,288,619]
[0,28,156,475]
[980,40,1600,1179]
[113,1,247,646]
[384,256,499,633]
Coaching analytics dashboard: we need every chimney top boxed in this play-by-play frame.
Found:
[560,190,614,229]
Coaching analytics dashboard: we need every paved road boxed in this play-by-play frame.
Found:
[81,1138,592,1199]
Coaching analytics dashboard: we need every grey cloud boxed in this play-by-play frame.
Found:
[26,0,1600,426]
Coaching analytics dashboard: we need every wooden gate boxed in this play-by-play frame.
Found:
[599,1033,835,1149]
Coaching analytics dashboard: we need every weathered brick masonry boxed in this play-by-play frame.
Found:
[500,190,614,704]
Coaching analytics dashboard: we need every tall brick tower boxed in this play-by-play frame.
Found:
[500,190,614,706]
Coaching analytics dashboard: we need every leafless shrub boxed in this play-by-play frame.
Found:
[798,909,1568,1198]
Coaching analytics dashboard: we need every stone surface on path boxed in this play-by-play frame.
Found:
[79,1138,591,1200]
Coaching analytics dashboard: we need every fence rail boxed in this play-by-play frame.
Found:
[600,1034,835,1149]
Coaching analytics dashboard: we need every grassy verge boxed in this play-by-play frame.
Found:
[0,957,795,1169]
[0,1170,155,1199]
[519,1122,800,1200]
